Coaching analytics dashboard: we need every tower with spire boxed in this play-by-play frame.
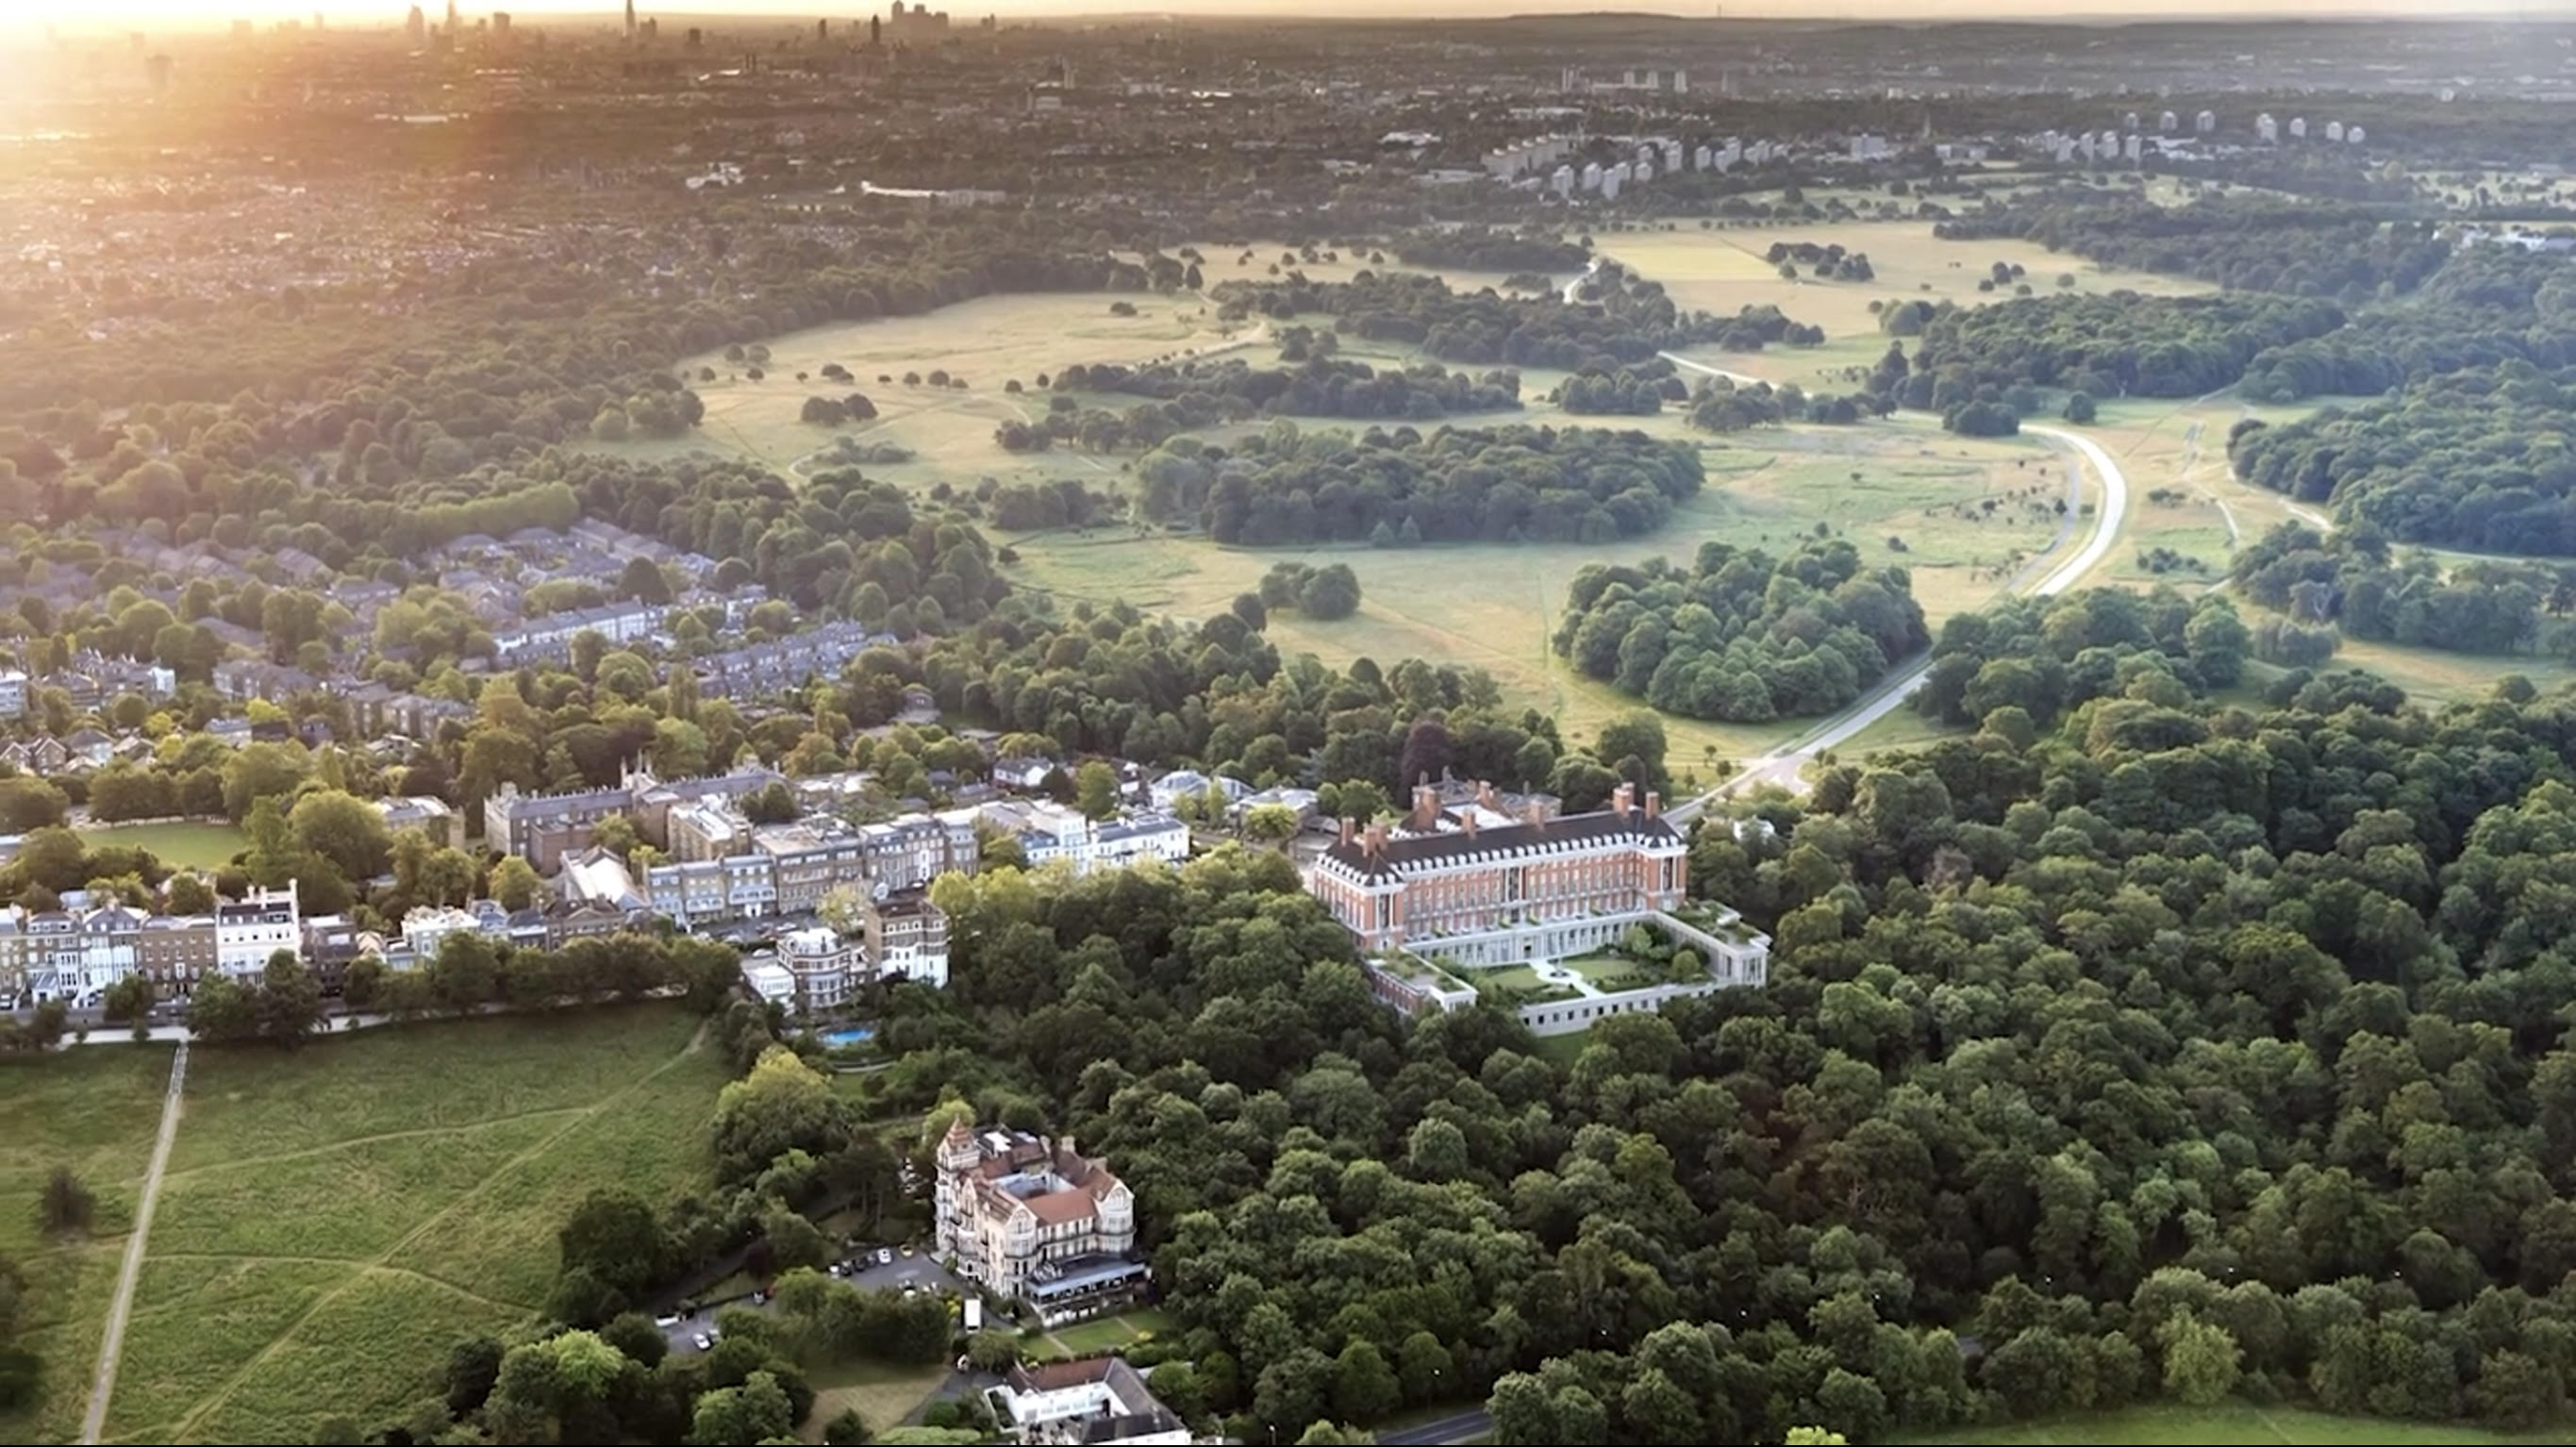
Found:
[624,0,637,41]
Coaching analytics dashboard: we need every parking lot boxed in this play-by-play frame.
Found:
[657,1248,973,1356]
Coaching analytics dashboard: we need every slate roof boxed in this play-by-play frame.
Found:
[1320,806,1681,884]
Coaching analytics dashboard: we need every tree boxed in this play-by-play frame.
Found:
[690,1369,796,1446]
[1075,761,1121,821]
[38,1166,94,1236]
[490,855,541,911]
[443,1335,507,1417]
[1298,563,1363,621]
[289,790,393,882]
[711,1047,853,1185]
[1333,1339,1400,1425]
[559,1189,665,1299]
[1298,1425,1376,1446]
[1488,1374,1556,1445]
[100,974,154,1025]
[256,950,324,1045]
[619,556,673,605]
[2063,391,2099,424]
[2159,1310,2241,1406]
[0,778,68,833]
[822,1407,873,1445]
[165,873,216,914]
[762,1206,830,1274]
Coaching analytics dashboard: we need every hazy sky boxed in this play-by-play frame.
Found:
[6,0,2564,32]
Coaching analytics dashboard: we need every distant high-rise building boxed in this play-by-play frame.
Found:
[1671,69,1687,93]
[406,4,424,43]
[2255,113,2277,143]
[684,25,701,46]
[146,53,171,91]
[870,14,882,44]
[2325,120,2345,142]
[624,0,636,40]
[491,10,508,36]
[817,18,827,41]
[2288,116,2307,139]
[2348,125,2367,145]
[2195,109,2216,135]
[2124,110,2140,131]
[313,10,324,27]
[444,0,458,32]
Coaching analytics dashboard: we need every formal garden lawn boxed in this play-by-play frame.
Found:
[92,1006,726,1446]
[1039,1308,1180,1361]
[71,821,243,873]
[804,1358,956,1442]
[1899,1402,2576,1445]
[0,1047,178,1445]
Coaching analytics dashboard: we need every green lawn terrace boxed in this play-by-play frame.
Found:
[1364,907,1774,1037]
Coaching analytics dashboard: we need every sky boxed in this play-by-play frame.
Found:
[3,0,2565,32]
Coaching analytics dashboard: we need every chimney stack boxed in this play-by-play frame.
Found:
[1463,810,1478,840]
[1523,800,1544,828]
[1365,823,1388,857]
[1613,782,1636,817]
[1412,785,1440,832]
[1477,780,1499,812]
[1645,791,1661,820]
[1339,816,1355,848]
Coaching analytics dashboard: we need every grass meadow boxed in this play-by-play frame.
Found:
[89,1006,725,1446]
[72,821,244,873]
[1005,423,2064,771]
[0,1047,179,1445]
[1899,1402,2576,1445]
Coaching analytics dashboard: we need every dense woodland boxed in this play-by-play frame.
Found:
[1935,194,2452,300]
[1555,541,1930,723]
[457,583,2576,1447]
[2229,522,2576,658]
[1891,292,2350,404]
[1054,355,1525,423]
[1211,269,1820,372]
[1130,422,1706,547]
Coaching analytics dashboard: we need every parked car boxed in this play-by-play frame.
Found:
[654,1315,680,1329]
[878,1248,893,1265]
[690,1333,711,1352]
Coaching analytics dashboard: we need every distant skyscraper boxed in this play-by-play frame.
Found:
[491,10,509,36]
[146,53,172,91]
[625,0,636,40]
[445,0,458,32]
[406,4,424,43]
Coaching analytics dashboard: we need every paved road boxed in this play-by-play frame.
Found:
[1643,369,2135,820]
[81,1041,188,1445]
[657,1251,970,1356]
[1381,1408,1495,1446]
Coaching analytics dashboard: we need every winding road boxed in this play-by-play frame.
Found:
[82,1040,188,1445]
[1651,354,2134,820]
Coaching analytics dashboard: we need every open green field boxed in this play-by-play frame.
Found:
[73,821,243,873]
[0,1048,178,1445]
[1899,1402,2576,1445]
[589,291,1247,490]
[94,1006,723,1446]
[1608,220,2215,391]
[1531,1032,1591,1068]
[804,1358,955,1442]
[1006,423,2058,768]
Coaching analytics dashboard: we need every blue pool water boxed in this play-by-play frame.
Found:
[819,1026,875,1047]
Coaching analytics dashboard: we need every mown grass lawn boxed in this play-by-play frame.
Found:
[72,821,243,873]
[804,1358,956,1441]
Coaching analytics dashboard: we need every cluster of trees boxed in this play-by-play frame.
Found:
[1687,377,1886,433]
[1554,541,1930,723]
[2231,522,2576,657]
[1259,562,1364,622]
[1934,194,2451,300]
[1210,269,1816,373]
[1057,356,1525,422]
[1894,291,2351,403]
[1390,228,1590,274]
[1913,583,2252,729]
[1137,421,1704,547]
[1553,361,1687,417]
[981,476,1115,533]
[2228,359,2576,555]
[1767,240,1877,282]
[797,394,880,427]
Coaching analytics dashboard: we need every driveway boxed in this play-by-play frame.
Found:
[658,1250,973,1356]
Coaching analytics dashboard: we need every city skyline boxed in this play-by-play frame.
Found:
[6,0,2568,35]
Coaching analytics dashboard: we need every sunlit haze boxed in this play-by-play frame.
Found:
[5,0,2558,34]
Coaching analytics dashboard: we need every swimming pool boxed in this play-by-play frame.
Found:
[819,1026,875,1047]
